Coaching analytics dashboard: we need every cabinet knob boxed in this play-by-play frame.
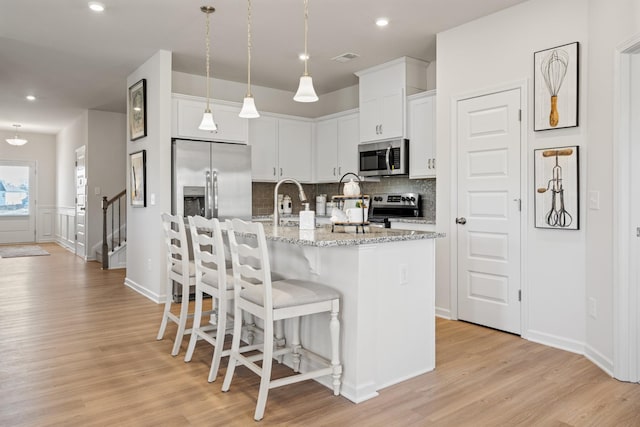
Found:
[273,167,276,176]
[428,159,432,169]
[333,167,336,176]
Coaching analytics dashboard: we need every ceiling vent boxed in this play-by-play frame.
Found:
[331,52,360,63]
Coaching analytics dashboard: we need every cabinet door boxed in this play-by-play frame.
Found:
[337,114,359,177]
[408,94,436,179]
[315,119,339,182]
[249,116,278,181]
[278,119,312,182]
[359,97,380,143]
[175,98,247,143]
[212,104,248,143]
[380,88,404,139]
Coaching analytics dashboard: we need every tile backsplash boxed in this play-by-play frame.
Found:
[252,177,435,220]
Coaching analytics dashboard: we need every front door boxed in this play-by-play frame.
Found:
[0,160,36,243]
[75,146,87,258]
[456,88,522,334]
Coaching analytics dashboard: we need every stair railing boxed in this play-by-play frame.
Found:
[101,189,127,269]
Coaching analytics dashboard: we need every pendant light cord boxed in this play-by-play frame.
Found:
[204,9,212,111]
[246,0,252,96]
[303,0,309,76]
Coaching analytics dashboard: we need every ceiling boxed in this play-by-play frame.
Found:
[0,0,528,135]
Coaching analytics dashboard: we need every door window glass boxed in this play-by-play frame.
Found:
[0,165,29,216]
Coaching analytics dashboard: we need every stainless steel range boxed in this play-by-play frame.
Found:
[369,193,421,227]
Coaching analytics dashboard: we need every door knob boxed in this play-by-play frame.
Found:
[455,217,466,225]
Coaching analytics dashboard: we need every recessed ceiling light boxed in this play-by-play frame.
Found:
[376,17,389,27]
[298,53,309,61]
[88,2,105,12]
[26,95,36,101]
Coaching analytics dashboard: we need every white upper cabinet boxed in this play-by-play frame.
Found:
[278,118,313,182]
[248,114,313,183]
[336,113,359,178]
[249,115,279,181]
[314,111,359,183]
[172,94,248,143]
[355,57,429,143]
[408,91,436,179]
[315,118,339,182]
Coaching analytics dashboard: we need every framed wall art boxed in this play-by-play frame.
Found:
[130,150,146,207]
[534,42,579,131]
[534,145,579,230]
[128,78,147,141]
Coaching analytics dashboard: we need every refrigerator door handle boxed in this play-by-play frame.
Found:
[212,170,219,219]
[205,171,212,219]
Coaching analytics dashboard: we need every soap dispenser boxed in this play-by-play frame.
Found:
[299,203,316,230]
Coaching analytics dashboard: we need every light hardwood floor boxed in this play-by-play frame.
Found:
[1,243,639,426]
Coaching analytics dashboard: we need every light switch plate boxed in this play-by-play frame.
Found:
[150,193,156,205]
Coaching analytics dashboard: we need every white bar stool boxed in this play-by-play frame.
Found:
[221,218,342,421]
[157,213,206,356]
[183,216,235,381]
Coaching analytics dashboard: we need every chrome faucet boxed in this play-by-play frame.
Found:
[273,178,307,226]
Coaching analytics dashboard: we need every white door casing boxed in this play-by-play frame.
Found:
[75,146,87,259]
[614,34,640,383]
[456,87,522,335]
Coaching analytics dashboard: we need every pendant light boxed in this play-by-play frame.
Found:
[293,0,318,102]
[239,0,260,118]
[198,6,218,132]
[6,124,28,146]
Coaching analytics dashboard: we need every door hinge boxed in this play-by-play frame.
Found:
[75,161,78,167]
[518,290,522,302]
[518,109,522,122]
[637,227,640,237]
[75,234,77,241]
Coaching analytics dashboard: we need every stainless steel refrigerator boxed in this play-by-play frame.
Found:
[171,139,252,221]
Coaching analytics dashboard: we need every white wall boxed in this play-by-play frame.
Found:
[585,0,640,372]
[86,110,126,256]
[436,0,588,352]
[0,130,57,242]
[125,50,173,301]
[56,113,86,209]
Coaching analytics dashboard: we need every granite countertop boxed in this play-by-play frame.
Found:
[257,224,444,248]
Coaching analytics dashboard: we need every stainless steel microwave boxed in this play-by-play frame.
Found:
[358,139,409,176]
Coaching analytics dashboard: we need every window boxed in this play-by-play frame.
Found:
[0,164,30,216]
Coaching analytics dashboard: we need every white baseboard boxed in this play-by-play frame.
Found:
[526,329,585,355]
[56,238,75,253]
[124,277,162,304]
[435,307,451,319]
[585,345,614,377]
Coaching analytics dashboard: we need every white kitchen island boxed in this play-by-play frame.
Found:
[258,224,443,403]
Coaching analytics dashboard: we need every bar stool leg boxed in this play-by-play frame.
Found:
[254,319,274,421]
[291,317,301,372]
[330,301,342,396]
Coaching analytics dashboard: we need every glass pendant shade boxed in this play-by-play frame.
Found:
[6,137,28,146]
[6,125,28,146]
[293,75,318,102]
[198,109,218,131]
[239,96,260,118]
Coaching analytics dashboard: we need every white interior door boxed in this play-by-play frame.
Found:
[0,160,36,243]
[456,88,522,334]
[75,147,87,258]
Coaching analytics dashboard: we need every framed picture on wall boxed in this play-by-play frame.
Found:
[534,42,579,131]
[534,145,579,230]
[130,150,146,207]
[128,78,147,141]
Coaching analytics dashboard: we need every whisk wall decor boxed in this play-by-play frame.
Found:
[534,42,579,131]
[534,145,579,230]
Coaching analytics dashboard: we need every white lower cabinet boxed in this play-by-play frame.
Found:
[249,115,313,182]
[314,112,359,182]
[408,91,436,178]
[172,95,247,143]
